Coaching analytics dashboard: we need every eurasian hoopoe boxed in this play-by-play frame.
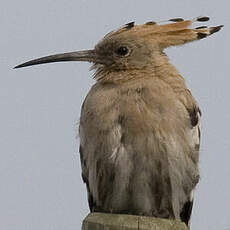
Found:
[15,16,223,228]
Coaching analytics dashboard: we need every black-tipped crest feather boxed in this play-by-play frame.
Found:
[169,18,184,22]
[196,16,210,22]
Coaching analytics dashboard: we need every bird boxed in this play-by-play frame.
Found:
[15,16,223,227]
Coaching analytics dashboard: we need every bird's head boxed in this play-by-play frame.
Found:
[15,16,223,80]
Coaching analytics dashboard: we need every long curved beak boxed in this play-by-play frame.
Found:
[14,49,96,69]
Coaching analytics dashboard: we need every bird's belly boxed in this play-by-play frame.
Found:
[81,85,198,219]
[86,120,191,219]
[108,146,172,217]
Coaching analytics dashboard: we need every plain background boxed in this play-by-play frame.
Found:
[1,1,229,229]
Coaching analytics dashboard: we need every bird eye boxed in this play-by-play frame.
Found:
[115,46,130,56]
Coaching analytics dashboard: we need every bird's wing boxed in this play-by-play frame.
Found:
[180,101,201,226]
[78,85,121,212]
[79,144,94,211]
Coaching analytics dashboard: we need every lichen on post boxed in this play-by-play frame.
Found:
[82,213,188,230]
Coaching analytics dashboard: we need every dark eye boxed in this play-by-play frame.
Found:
[115,46,130,56]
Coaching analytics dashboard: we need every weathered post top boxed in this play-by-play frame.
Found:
[82,213,188,230]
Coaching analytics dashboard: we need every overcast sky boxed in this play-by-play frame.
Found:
[1,1,229,230]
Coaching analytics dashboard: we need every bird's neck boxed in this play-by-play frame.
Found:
[95,52,186,91]
[153,52,187,93]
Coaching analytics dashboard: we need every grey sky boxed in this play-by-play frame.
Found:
[1,1,229,229]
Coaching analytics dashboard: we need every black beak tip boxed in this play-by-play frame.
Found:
[14,63,25,69]
[14,61,36,69]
